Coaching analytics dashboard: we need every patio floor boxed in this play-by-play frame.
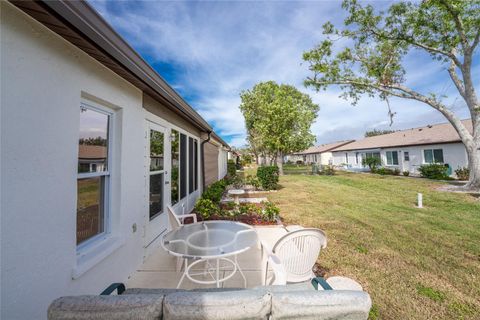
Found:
[126,226,289,290]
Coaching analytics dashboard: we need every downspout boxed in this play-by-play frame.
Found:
[200,131,212,192]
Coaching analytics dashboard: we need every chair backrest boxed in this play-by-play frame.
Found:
[167,205,181,230]
[272,228,327,283]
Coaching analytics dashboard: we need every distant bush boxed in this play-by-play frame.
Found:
[296,160,303,165]
[319,165,335,175]
[455,167,469,180]
[403,171,410,176]
[194,198,219,220]
[376,167,395,175]
[418,163,449,180]
[362,157,381,171]
[393,168,401,176]
[227,159,236,177]
[257,166,279,190]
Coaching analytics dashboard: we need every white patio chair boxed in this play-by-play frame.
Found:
[263,228,327,285]
[166,205,197,272]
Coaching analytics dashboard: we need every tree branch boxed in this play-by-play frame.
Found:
[447,59,466,100]
[439,0,469,51]
[306,77,473,144]
[366,28,462,67]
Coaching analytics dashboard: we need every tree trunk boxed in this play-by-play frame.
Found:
[277,151,284,175]
[255,155,259,165]
[464,141,480,191]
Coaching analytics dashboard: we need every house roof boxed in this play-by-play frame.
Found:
[332,119,472,152]
[295,140,355,155]
[78,145,107,160]
[10,0,229,149]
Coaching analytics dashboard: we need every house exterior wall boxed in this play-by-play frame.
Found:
[0,3,217,319]
[331,142,468,177]
[204,141,220,186]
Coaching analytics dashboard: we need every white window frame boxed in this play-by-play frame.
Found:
[76,101,114,251]
[423,148,444,164]
[385,151,399,166]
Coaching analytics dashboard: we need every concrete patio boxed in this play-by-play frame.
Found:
[126,226,290,290]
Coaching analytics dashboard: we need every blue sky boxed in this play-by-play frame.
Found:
[89,0,478,147]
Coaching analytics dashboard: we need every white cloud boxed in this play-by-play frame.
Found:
[89,0,478,147]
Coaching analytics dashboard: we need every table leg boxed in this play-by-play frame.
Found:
[216,259,220,288]
[235,255,247,288]
[177,259,188,289]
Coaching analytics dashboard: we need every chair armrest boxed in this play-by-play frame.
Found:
[100,283,126,295]
[268,254,287,285]
[179,213,197,223]
[311,277,333,290]
[260,240,287,285]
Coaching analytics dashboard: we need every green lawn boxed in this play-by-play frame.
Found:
[266,171,480,320]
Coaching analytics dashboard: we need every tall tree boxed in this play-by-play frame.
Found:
[240,81,319,175]
[303,0,480,190]
[365,129,396,137]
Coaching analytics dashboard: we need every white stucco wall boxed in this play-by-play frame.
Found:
[2,3,147,319]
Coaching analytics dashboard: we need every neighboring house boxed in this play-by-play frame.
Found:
[331,120,472,177]
[286,141,355,165]
[1,1,229,319]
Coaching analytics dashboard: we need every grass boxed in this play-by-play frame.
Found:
[265,171,480,320]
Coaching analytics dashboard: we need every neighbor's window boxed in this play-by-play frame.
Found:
[404,151,410,161]
[345,153,348,163]
[77,105,111,246]
[386,151,399,165]
[424,149,444,164]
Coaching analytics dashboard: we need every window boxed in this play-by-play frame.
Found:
[188,137,198,194]
[386,151,399,165]
[424,149,444,163]
[77,104,111,246]
[149,129,164,220]
[180,133,187,199]
[404,151,410,161]
[171,130,180,205]
[345,153,348,164]
[355,152,359,164]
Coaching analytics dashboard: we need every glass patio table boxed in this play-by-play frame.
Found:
[162,221,258,288]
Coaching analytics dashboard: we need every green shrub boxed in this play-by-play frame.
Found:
[239,203,261,215]
[257,166,279,190]
[403,170,410,176]
[245,175,261,190]
[322,165,335,175]
[418,163,449,180]
[455,167,469,180]
[376,167,394,175]
[362,157,381,171]
[262,201,280,221]
[227,159,237,177]
[194,198,219,219]
[203,180,227,203]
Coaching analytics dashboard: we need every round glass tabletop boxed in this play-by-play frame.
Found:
[162,221,258,259]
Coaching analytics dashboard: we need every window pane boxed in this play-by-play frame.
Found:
[78,107,109,173]
[77,177,105,245]
[149,173,163,219]
[180,133,187,199]
[404,152,410,161]
[424,150,433,163]
[392,151,399,165]
[194,140,198,191]
[434,149,444,163]
[171,130,180,205]
[386,152,393,165]
[189,137,194,194]
[150,129,164,171]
